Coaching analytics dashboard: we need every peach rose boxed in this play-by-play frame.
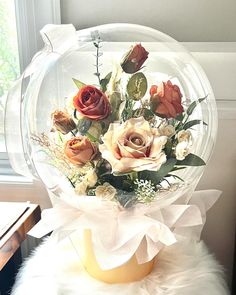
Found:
[51,110,76,134]
[73,85,111,120]
[99,117,167,173]
[150,80,184,118]
[64,136,97,165]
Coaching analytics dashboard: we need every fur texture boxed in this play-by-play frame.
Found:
[11,237,229,295]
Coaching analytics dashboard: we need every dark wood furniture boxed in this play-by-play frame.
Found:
[0,203,41,295]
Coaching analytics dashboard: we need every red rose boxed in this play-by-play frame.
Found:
[150,80,184,118]
[73,85,111,120]
[121,43,149,74]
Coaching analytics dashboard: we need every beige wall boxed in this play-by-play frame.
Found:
[199,119,236,285]
[193,47,236,286]
[61,0,236,42]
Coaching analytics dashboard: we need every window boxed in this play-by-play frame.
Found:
[0,0,20,177]
[0,0,61,180]
[0,0,20,153]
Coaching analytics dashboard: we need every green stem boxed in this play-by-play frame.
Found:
[130,171,138,181]
[96,43,102,85]
[67,177,75,188]
[176,114,188,131]
[86,131,98,142]
[70,130,76,136]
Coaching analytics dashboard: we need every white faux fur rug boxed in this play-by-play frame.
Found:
[11,237,229,295]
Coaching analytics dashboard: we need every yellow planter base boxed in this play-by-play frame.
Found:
[81,230,155,284]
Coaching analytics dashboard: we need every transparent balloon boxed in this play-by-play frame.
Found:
[5,23,217,201]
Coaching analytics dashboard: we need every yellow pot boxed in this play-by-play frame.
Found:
[81,229,155,284]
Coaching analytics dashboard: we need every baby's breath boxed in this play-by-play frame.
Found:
[134,179,156,203]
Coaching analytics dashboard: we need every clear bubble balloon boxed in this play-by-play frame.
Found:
[5,24,217,201]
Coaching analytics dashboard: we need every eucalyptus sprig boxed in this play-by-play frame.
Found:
[93,36,103,86]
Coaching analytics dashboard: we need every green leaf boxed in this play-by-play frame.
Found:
[175,113,185,121]
[100,72,112,92]
[86,131,98,142]
[113,171,133,177]
[186,95,208,116]
[127,72,147,100]
[168,174,184,182]
[171,166,187,172]
[87,189,96,196]
[72,78,86,89]
[109,92,122,120]
[116,193,137,208]
[132,108,154,121]
[121,96,135,121]
[73,109,77,119]
[95,159,112,177]
[100,173,134,194]
[139,158,177,185]
[164,139,173,157]
[77,118,92,135]
[183,120,202,130]
[176,153,206,166]
[58,132,63,143]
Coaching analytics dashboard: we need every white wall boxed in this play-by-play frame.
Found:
[61,0,236,41]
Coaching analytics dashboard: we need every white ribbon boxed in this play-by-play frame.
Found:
[29,188,221,270]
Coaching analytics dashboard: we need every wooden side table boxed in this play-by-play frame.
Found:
[0,202,41,295]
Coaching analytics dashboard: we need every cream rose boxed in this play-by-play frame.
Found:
[75,182,87,196]
[95,182,117,200]
[159,125,176,137]
[175,141,191,161]
[84,170,98,187]
[74,170,97,196]
[177,130,192,143]
[99,117,167,173]
[175,130,192,160]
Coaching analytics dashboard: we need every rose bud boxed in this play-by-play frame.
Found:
[73,85,111,120]
[64,136,97,165]
[51,110,76,134]
[121,43,149,74]
[150,80,184,118]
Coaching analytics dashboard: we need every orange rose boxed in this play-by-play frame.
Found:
[150,80,184,118]
[73,85,111,120]
[121,43,149,74]
[64,136,97,165]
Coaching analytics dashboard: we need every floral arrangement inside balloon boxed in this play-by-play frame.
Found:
[33,42,207,208]
[25,25,221,286]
